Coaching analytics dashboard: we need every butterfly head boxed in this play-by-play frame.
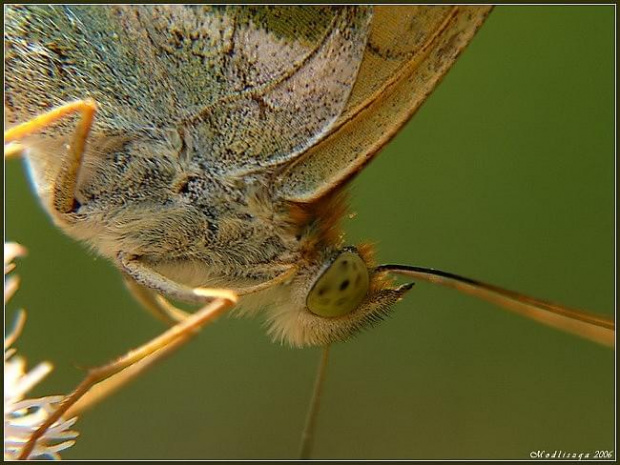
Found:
[266,245,413,347]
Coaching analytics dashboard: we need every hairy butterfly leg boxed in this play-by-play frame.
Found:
[5,99,97,215]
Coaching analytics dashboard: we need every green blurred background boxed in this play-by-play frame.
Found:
[5,6,614,460]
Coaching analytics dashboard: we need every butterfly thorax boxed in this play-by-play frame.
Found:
[22,127,343,291]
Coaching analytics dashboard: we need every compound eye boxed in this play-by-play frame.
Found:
[307,251,370,318]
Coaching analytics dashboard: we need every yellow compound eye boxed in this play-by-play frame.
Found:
[307,250,370,318]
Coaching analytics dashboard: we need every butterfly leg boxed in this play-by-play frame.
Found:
[118,252,238,305]
[122,260,298,326]
[4,142,26,159]
[4,99,97,215]
[123,275,193,325]
[18,288,238,460]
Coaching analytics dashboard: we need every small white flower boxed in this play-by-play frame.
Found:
[4,243,79,460]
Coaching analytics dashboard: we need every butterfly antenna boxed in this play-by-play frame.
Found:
[299,345,331,459]
[378,264,614,348]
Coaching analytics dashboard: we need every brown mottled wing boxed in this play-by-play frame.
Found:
[5,5,372,171]
[274,6,493,202]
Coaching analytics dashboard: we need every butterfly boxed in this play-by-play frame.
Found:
[4,4,616,460]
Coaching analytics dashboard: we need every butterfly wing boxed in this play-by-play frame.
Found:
[274,6,493,202]
[5,5,373,172]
